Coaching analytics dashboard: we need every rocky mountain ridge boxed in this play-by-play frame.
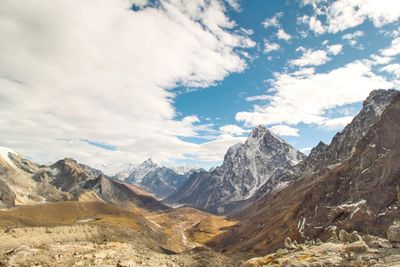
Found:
[166,125,305,213]
[0,150,167,211]
[208,89,400,258]
[114,159,197,199]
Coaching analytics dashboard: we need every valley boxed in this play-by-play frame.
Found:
[1,90,400,266]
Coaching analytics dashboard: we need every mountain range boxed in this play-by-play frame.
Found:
[1,89,400,266]
[166,126,305,213]
[0,151,166,211]
[114,159,199,199]
[208,89,400,257]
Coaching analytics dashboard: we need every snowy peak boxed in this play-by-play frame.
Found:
[114,159,192,199]
[167,125,306,213]
[243,125,305,166]
[140,158,158,169]
[245,125,282,146]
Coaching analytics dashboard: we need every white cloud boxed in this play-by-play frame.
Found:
[370,55,394,65]
[290,50,330,66]
[264,40,280,53]
[246,95,273,102]
[219,125,248,136]
[308,16,326,35]
[380,64,400,78]
[304,0,400,33]
[0,0,254,174]
[380,37,400,56]
[327,44,343,55]
[300,147,312,155]
[225,0,241,11]
[192,134,246,161]
[236,60,394,127]
[277,28,292,41]
[269,125,300,137]
[320,116,354,129]
[289,44,342,67]
[342,30,364,46]
[262,12,283,28]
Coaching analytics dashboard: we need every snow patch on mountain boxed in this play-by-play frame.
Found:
[0,146,18,168]
[166,125,306,213]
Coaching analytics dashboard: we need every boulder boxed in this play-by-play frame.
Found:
[284,237,298,250]
[387,221,400,242]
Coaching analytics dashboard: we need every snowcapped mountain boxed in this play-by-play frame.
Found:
[114,159,195,199]
[166,125,305,213]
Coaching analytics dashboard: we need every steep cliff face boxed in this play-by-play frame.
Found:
[249,89,398,205]
[166,126,305,213]
[317,89,398,171]
[208,89,400,258]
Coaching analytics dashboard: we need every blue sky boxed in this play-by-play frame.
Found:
[0,0,399,174]
[174,0,400,163]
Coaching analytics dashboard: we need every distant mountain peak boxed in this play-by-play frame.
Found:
[246,125,284,147]
[167,124,306,213]
[113,159,193,199]
[140,158,158,169]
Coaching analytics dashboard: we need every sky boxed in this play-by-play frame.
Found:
[0,0,399,174]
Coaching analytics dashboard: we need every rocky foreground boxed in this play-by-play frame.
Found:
[1,241,234,267]
[1,222,400,266]
[242,222,400,267]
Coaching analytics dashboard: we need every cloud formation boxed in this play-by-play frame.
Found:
[0,0,254,173]
[303,0,400,33]
[289,44,342,67]
[269,125,300,137]
[236,60,394,127]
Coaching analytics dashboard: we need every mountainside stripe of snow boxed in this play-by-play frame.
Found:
[0,146,17,168]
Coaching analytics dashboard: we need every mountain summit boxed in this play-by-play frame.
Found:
[114,159,195,199]
[166,125,305,213]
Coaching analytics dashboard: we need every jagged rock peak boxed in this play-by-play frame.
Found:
[364,89,398,110]
[246,125,282,145]
[245,125,286,149]
[140,158,158,168]
[310,141,328,156]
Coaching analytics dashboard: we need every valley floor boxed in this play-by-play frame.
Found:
[1,201,400,267]
[0,201,237,267]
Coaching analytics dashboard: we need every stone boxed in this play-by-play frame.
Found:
[387,221,400,242]
[368,241,381,248]
[285,237,298,250]
[344,241,368,254]
[348,231,363,243]
[338,229,350,242]
[379,240,393,248]
[276,248,289,257]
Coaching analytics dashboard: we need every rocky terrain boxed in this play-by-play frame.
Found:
[208,89,400,259]
[0,151,166,211]
[0,202,236,266]
[242,225,400,267]
[166,126,305,213]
